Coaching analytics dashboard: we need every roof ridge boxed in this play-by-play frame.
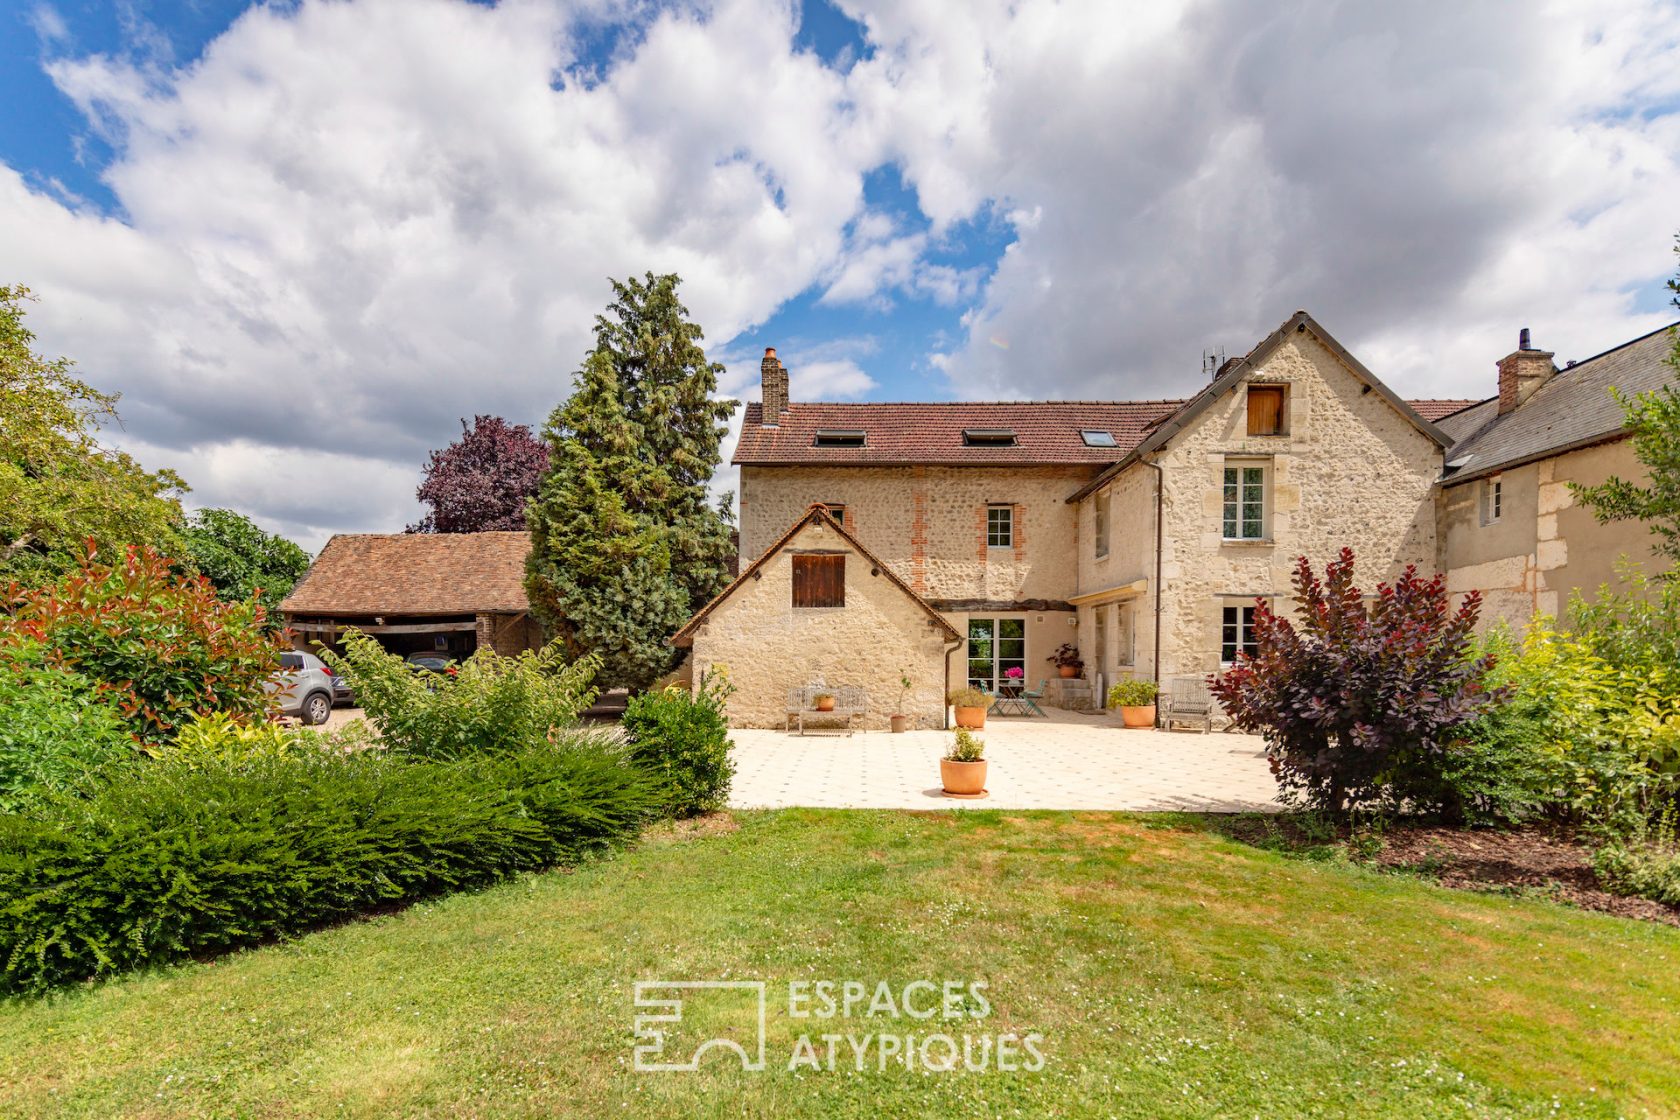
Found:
[1559,319,1680,372]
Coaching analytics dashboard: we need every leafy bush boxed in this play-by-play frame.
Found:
[947,687,991,708]
[621,671,735,817]
[0,736,661,994]
[1,543,282,745]
[163,711,302,770]
[1210,548,1501,816]
[946,728,984,762]
[0,642,134,811]
[1593,843,1680,906]
[1108,678,1158,707]
[320,632,598,759]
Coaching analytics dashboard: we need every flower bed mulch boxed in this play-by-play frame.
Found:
[1214,816,1680,926]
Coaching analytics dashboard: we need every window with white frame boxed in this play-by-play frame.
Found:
[1222,461,1268,540]
[1481,475,1503,526]
[1094,493,1109,558]
[1221,604,1260,664]
[986,505,1013,547]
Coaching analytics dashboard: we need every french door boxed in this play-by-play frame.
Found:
[967,617,1026,691]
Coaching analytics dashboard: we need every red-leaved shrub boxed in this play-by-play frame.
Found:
[2,542,284,744]
[1210,547,1502,816]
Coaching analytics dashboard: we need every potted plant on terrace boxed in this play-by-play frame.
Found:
[1049,643,1084,679]
[889,670,912,733]
[1108,678,1159,729]
[813,692,836,712]
[940,728,987,796]
[948,686,991,729]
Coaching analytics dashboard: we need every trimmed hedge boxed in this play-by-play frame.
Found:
[0,737,663,994]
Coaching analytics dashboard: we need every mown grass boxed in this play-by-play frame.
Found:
[2,809,1677,1118]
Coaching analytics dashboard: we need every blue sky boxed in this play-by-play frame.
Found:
[2,0,1678,547]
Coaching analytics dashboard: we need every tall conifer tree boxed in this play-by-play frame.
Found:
[525,274,736,688]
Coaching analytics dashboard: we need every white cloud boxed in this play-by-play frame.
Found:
[4,0,1679,548]
[842,0,1680,398]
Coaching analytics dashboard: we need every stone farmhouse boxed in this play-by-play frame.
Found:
[675,310,1679,729]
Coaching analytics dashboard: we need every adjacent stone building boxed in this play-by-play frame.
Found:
[1437,325,1676,629]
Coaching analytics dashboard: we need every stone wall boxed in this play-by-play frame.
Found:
[687,517,955,728]
[1076,329,1442,683]
[1442,438,1661,630]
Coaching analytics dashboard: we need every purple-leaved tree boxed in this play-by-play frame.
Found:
[409,415,549,533]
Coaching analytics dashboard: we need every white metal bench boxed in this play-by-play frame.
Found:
[786,685,868,736]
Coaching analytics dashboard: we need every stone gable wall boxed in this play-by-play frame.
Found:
[688,518,953,728]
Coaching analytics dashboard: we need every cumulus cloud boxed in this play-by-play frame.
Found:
[842,0,1680,398]
[3,0,1678,549]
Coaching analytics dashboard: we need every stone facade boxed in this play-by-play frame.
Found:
[681,515,957,729]
[739,463,1087,681]
[1441,438,1661,630]
[1074,328,1442,684]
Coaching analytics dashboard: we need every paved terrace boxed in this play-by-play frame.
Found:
[728,708,1281,812]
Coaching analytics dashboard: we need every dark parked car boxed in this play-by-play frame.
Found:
[405,653,459,677]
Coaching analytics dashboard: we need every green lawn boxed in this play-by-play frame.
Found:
[2,810,1677,1118]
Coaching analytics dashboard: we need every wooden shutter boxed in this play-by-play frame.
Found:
[792,554,845,608]
[1247,386,1284,435]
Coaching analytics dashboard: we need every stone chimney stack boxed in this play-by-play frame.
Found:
[1496,328,1554,415]
[760,347,788,426]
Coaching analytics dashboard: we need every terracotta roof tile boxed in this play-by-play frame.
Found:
[736,396,1483,465]
[280,532,531,616]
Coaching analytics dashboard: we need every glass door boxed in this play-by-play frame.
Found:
[967,617,1026,691]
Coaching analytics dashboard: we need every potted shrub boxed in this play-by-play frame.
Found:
[1108,678,1159,729]
[889,670,912,733]
[1049,643,1084,679]
[948,686,991,729]
[940,728,987,796]
[813,692,836,712]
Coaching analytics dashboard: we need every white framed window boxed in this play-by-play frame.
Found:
[966,617,1025,691]
[986,505,1013,548]
[1221,605,1260,664]
[1094,493,1109,558]
[1481,476,1503,526]
[1222,461,1268,540]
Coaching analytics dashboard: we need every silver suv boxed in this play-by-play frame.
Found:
[272,650,336,726]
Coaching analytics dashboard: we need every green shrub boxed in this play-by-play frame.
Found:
[620,671,734,817]
[947,687,990,708]
[1,543,282,745]
[1107,678,1158,707]
[946,728,984,762]
[0,735,661,994]
[320,632,598,759]
[1593,812,1680,905]
[0,642,135,811]
[163,711,302,770]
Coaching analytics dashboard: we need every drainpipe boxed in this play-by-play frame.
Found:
[1144,457,1165,684]
[941,634,963,730]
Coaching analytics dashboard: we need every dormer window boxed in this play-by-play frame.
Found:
[814,429,866,448]
[963,428,1017,447]
[1081,430,1117,447]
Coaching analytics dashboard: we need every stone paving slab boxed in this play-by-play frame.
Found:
[728,709,1281,812]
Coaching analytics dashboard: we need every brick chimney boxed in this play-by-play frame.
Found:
[1497,328,1554,415]
[760,347,788,426]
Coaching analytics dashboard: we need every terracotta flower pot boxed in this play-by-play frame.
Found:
[954,705,987,729]
[815,697,835,712]
[1058,665,1078,679]
[1118,704,1156,729]
[889,714,910,733]
[940,758,987,796]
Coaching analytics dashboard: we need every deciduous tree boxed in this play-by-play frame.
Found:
[180,507,311,621]
[525,274,736,689]
[0,285,185,581]
[409,415,548,533]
